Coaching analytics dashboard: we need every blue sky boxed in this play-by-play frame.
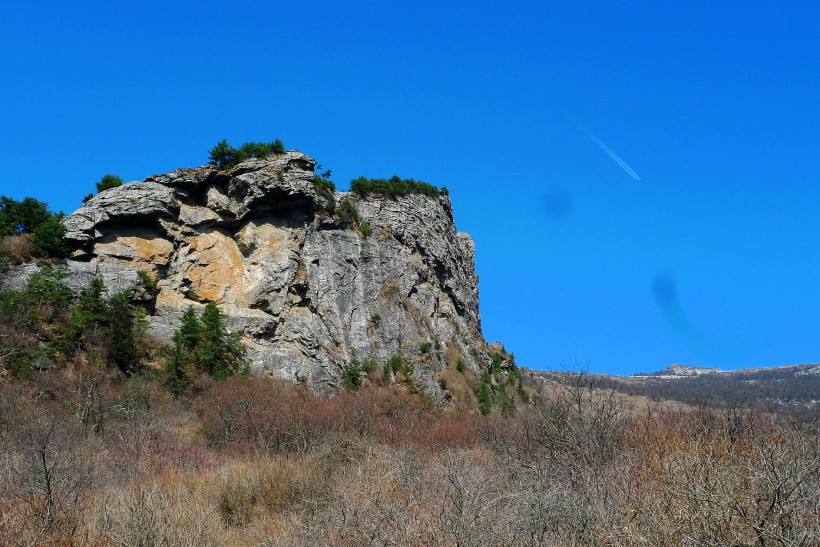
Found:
[1,1,818,374]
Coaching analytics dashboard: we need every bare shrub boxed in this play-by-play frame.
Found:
[257,457,326,514]
[214,462,261,527]
[197,377,337,455]
[437,448,521,546]
[413,413,483,450]
[488,370,627,475]
[620,409,820,545]
[286,444,440,546]
[91,480,231,546]
[437,364,478,411]
[3,412,93,544]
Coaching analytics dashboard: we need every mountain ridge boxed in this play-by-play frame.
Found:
[526,362,820,419]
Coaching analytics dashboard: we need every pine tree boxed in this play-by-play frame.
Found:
[62,278,109,351]
[165,303,246,392]
[196,302,245,378]
[108,291,138,374]
[96,174,123,193]
[165,342,191,396]
[173,306,201,352]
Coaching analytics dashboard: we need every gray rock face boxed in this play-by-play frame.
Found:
[4,152,493,394]
[63,182,180,250]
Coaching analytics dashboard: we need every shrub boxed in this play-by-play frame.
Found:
[137,270,158,293]
[476,382,495,415]
[208,138,286,169]
[215,464,260,527]
[490,352,503,373]
[25,266,73,309]
[361,359,377,373]
[165,343,191,396]
[315,198,336,216]
[387,354,404,373]
[0,330,41,379]
[336,199,360,225]
[419,341,432,354]
[96,174,123,194]
[108,291,139,374]
[196,303,246,378]
[342,359,363,390]
[350,176,443,198]
[208,140,236,168]
[456,359,466,373]
[174,306,201,352]
[360,223,373,237]
[32,215,67,258]
[383,354,406,378]
[270,139,285,154]
[239,142,272,161]
[61,278,109,351]
[312,174,336,195]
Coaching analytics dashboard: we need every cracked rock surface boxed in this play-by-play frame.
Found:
[4,151,493,394]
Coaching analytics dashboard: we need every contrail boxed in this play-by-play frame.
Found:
[576,124,641,181]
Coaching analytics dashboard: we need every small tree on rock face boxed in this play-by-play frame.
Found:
[336,199,360,225]
[174,306,201,352]
[270,139,285,154]
[166,303,247,392]
[96,174,123,194]
[25,266,73,311]
[197,302,245,379]
[63,279,109,349]
[342,359,363,390]
[208,140,236,169]
[108,291,138,374]
[197,303,225,376]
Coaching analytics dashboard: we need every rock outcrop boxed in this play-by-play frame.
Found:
[10,151,493,394]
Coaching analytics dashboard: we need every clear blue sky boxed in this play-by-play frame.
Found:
[1,1,818,374]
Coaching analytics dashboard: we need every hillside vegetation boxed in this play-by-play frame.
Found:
[0,354,817,544]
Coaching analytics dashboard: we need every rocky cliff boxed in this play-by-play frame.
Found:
[27,151,492,393]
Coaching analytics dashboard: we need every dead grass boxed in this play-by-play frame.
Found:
[380,279,400,299]
[0,234,34,262]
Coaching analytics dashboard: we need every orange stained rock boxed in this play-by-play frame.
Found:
[184,231,245,303]
[95,236,174,278]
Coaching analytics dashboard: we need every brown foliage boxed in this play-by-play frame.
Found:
[0,366,817,545]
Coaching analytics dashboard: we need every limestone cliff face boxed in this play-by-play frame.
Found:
[52,152,489,392]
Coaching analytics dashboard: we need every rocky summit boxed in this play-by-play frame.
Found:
[30,151,492,392]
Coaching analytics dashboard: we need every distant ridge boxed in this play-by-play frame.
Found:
[526,362,820,420]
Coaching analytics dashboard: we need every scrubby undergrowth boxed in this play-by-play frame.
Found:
[0,365,817,545]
